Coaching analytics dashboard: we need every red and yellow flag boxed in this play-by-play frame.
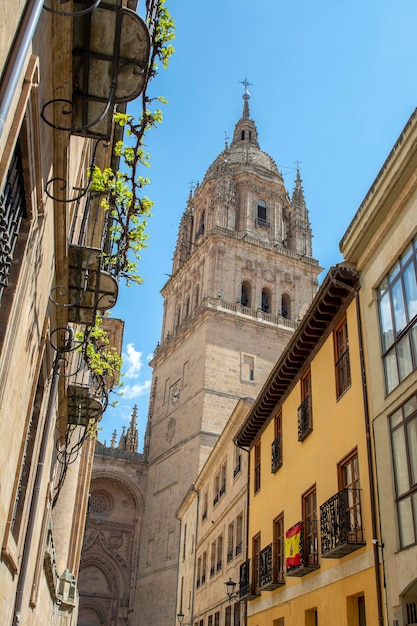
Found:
[285,522,302,568]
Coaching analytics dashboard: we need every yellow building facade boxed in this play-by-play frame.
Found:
[235,265,384,626]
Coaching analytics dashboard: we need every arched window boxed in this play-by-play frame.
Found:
[261,288,271,313]
[281,294,291,319]
[256,200,270,229]
[196,211,205,239]
[241,281,251,307]
[257,200,266,221]
[185,296,190,317]
[194,285,200,308]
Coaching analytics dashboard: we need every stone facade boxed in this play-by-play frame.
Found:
[135,92,321,625]
[78,409,148,626]
[0,1,147,624]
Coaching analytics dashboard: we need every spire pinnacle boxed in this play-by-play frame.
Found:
[239,77,252,118]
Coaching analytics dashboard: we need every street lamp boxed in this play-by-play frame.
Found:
[177,612,192,625]
[224,577,239,602]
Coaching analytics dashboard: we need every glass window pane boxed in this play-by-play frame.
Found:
[392,427,409,495]
[379,292,394,351]
[384,351,399,394]
[397,335,413,382]
[407,417,417,486]
[404,262,417,321]
[401,243,413,265]
[404,393,417,419]
[389,260,401,282]
[392,280,407,334]
[398,496,416,548]
[391,406,403,428]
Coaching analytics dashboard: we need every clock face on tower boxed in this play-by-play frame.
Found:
[170,381,181,406]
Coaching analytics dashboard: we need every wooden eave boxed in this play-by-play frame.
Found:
[234,265,360,449]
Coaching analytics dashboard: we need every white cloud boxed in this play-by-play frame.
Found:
[120,380,151,399]
[123,343,144,378]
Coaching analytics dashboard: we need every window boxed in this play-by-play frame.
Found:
[298,370,313,441]
[210,541,216,577]
[241,281,251,307]
[194,285,200,308]
[338,450,362,543]
[256,200,270,228]
[11,354,46,542]
[273,513,285,583]
[201,551,207,584]
[208,616,213,626]
[252,533,261,593]
[261,288,271,313]
[281,293,291,319]
[227,522,234,562]
[196,210,205,239]
[305,608,318,626]
[235,513,243,556]
[202,490,208,521]
[335,316,351,398]
[272,411,282,472]
[234,602,241,626]
[378,236,417,393]
[225,606,232,626]
[213,460,227,504]
[196,556,201,588]
[182,524,187,560]
[302,487,318,567]
[0,139,28,307]
[390,393,417,548]
[216,534,223,571]
[214,612,220,626]
[233,445,241,477]
[242,354,254,382]
[254,441,261,494]
[175,304,181,328]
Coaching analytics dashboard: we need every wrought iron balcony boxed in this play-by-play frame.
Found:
[286,520,320,577]
[259,543,285,591]
[239,559,260,601]
[271,434,282,473]
[50,244,118,326]
[320,487,365,558]
[298,395,313,441]
[42,0,150,139]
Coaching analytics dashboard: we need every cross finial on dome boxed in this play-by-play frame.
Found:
[239,77,252,99]
[239,78,253,118]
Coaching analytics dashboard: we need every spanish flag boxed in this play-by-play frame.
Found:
[285,522,302,568]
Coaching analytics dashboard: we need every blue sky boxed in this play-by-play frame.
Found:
[100,0,417,448]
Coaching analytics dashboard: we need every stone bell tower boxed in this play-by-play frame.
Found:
[135,84,322,625]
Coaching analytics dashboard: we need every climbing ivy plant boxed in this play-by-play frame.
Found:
[91,0,175,285]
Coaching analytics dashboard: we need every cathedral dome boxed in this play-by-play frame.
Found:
[203,90,282,182]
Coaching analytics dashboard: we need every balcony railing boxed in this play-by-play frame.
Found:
[335,348,351,398]
[286,520,320,577]
[255,217,270,229]
[320,487,365,558]
[239,559,260,600]
[297,395,313,441]
[259,543,285,591]
[271,435,282,473]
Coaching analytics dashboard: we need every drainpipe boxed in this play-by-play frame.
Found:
[0,0,44,138]
[355,294,386,626]
[13,339,68,626]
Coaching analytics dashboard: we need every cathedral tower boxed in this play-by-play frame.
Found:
[135,86,321,624]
